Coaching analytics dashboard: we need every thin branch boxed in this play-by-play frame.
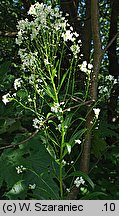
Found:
[104,32,119,53]
[0,30,17,38]
[0,130,38,151]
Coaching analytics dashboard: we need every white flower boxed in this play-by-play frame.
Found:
[2,93,11,105]
[14,78,23,90]
[74,176,85,188]
[29,184,36,190]
[105,75,114,81]
[80,61,87,73]
[73,32,79,37]
[51,106,58,113]
[114,79,117,84]
[51,102,61,114]
[16,165,26,174]
[60,101,65,105]
[58,124,61,130]
[93,108,100,119]
[71,160,74,164]
[33,117,44,130]
[66,188,70,193]
[88,63,93,70]
[98,86,108,94]
[80,61,92,75]
[62,30,74,42]
[75,139,81,145]
[70,44,80,58]
[44,58,50,65]
[62,159,66,166]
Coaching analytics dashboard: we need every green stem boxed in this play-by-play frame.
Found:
[59,125,65,199]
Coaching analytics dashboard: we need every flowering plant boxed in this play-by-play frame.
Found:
[1,3,99,199]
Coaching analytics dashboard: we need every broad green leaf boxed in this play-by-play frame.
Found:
[6,180,25,196]
[17,89,28,98]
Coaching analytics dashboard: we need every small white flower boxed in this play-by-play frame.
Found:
[51,102,61,113]
[75,139,81,145]
[16,165,26,174]
[80,61,87,73]
[62,30,74,42]
[14,78,23,90]
[44,58,50,65]
[71,160,74,164]
[2,93,11,105]
[33,117,44,130]
[80,61,92,75]
[73,32,79,37]
[66,188,70,193]
[28,95,32,102]
[114,79,117,84]
[51,106,58,113]
[105,75,114,81]
[93,108,100,119]
[78,176,85,185]
[58,124,61,130]
[60,101,65,105]
[88,63,93,70]
[29,184,36,190]
[62,159,66,166]
[74,176,85,188]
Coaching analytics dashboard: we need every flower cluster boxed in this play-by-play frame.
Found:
[93,108,100,119]
[2,93,11,105]
[79,61,93,75]
[16,2,82,61]
[18,49,38,70]
[74,176,85,188]
[16,165,26,174]
[75,139,81,145]
[33,117,44,130]
[29,184,36,190]
[98,74,117,99]
[14,78,23,90]
[51,102,63,114]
